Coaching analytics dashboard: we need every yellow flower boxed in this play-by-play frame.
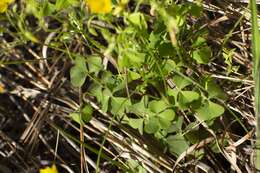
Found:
[86,0,112,14]
[0,0,13,13]
[0,84,4,93]
[39,164,58,173]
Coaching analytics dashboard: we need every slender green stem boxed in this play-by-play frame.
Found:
[250,0,260,171]
[95,97,130,173]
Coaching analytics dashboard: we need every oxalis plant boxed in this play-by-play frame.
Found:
[1,0,259,171]
[70,0,228,168]
[1,0,257,172]
[1,0,250,172]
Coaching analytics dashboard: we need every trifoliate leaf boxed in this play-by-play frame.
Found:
[196,101,225,122]
[205,79,227,100]
[178,91,200,108]
[128,118,143,134]
[148,100,169,113]
[172,75,192,89]
[70,56,88,87]
[111,97,131,116]
[87,55,103,75]
[144,117,160,134]
[158,109,175,121]
[167,134,189,156]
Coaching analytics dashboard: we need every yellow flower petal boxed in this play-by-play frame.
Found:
[39,164,58,173]
[0,0,14,13]
[0,84,5,93]
[86,0,112,14]
[0,3,8,13]
[4,0,14,3]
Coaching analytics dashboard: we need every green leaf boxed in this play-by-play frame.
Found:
[196,101,225,121]
[70,56,88,87]
[137,166,147,173]
[111,77,127,94]
[127,159,147,173]
[70,105,93,125]
[158,109,175,121]
[172,75,192,89]
[168,116,183,133]
[128,118,143,134]
[42,1,55,16]
[55,0,68,10]
[153,18,166,34]
[111,97,131,116]
[148,100,169,113]
[158,42,175,57]
[162,59,177,75]
[167,88,178,98]
[158,117,171,130]
[70,112,82,125]
[127,12,147,29]
[189,3,203,17]
[128,70,141,81]
[223,48,238,74]
[119,50,146,68]
[154,129,168,139]
[128,99,147,117]
[81,104,93,123]
[144,117,160,134]
[149,32,161,49]
[205,79,227,100]
[178,91,200,108]
[89,84,111,113]
[101,88,111,112]
[87,55,103,75]
[192,46,212,64]
[101,71,114,85]
[55,0,78,10]
[59,32,73,42]
[157,109,175,129]
[192,37,206,47]
[127,159,139,169]
[26,0,41,17]
[210,139,228,153]
[89,83,102,101]
[167,134,189,156]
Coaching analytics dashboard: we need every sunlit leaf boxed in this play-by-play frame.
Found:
[148,100,169,113]
[128,118,143,134]
[111,97,131,116]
